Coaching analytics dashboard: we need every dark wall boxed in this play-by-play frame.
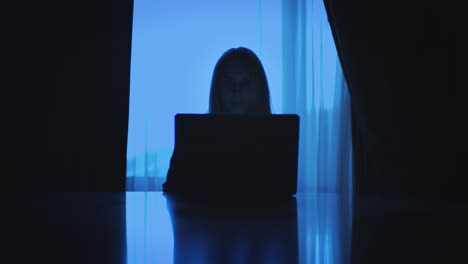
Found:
[9,0,134,190]
[324,0,465,201]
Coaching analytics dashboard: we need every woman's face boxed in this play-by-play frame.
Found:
[219,62,254,114]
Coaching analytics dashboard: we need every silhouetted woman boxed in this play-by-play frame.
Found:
[163,47,272,192]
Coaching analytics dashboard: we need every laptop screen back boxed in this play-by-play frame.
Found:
[173,114,299,196]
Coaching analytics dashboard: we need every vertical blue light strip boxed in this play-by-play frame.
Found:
[126,192,174,264]
[143,192,148,263]
[259,0,263,59]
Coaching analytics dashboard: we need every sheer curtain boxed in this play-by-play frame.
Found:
[282,0,353,195]
[126,0,353,196]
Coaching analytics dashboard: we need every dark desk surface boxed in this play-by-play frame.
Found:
[4,192,466,264]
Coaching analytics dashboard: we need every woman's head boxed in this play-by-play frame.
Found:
[209,47,271,114]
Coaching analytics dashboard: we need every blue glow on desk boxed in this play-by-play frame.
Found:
[126,192,352,264]
[126,192,174,263]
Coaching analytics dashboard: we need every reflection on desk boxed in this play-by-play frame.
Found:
[125,192,352,264]
[6,192,464,263]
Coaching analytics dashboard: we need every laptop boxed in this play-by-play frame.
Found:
[170,113,300,197]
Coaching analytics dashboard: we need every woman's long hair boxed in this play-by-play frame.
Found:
[209,47,271,114]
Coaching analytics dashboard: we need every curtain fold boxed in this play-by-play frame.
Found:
[282,0,353,194]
